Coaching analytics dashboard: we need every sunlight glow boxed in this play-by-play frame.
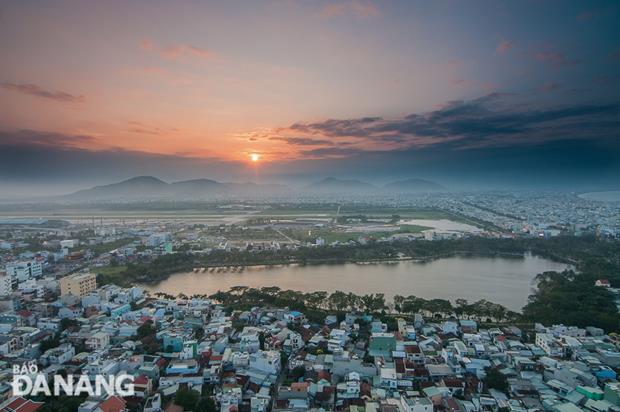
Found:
[250,153,260,162]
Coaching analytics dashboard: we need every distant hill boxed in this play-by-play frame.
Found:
[383,178,445,192]
[67,176,170,200]
[303,177,377,194]
[65,176,288,201]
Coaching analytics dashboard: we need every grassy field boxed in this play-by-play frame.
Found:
[283,223,432,243]
[257,206,458,221]
[91,264,127,284]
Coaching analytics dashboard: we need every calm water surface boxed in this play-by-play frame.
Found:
[143,254,569,311]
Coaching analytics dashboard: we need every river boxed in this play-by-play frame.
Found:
[142,253,570,311]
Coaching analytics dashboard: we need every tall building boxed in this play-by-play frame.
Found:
[5,261,43,282]
[59,272,97,297]
[0,272,12,296]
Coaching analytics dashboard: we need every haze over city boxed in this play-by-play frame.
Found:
[1,0,619,197]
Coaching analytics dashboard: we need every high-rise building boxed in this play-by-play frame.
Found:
[59,272,97,297]
[0,272,12,296]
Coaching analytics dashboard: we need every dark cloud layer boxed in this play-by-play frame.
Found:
[282,94,620,151]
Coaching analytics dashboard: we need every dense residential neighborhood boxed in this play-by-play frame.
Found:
[1,275,620,412]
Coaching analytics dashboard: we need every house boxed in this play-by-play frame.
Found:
[595,279,611,288]
[400,396,433,412]
[86,331,110,350]
[41,343,75,365]
[133,375,153,399]
[249,351,281,375]
[536,333,566,357]
[0,396,44,412]
[165,359,199,375]
[380,367,398,389]
[336,372,361,399]
[369,333,397,358]
[96,396,127,412]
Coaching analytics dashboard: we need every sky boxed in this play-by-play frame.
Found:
[1,0,619,195]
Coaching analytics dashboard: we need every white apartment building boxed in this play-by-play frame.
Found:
[5,261,43,282]
[0,273,12,296]
[249,350,280,375]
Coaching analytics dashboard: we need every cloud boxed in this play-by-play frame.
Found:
[127,121,180,136]
[141,40,216,60]
[274,93,620,154]
[270,136,334,146]
[1,82,84,103]
[0,129,96,149]
[496,40,513,54]
[534,50,580,67]
[299,146,363,158]
[320,0,379,18]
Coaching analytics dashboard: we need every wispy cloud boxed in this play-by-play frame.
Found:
[126,121,180,136]
[534,50,580,67]
[270,136,334,146]
[141,40,216,60]
[320,0,379,19]
[1,82,84,103]
[299,146,362,158]
[0,129,96,149]
[496,40,513,54]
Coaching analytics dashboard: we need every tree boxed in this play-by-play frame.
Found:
[60,318,79,332]
[454,299,468,317]
[484,367,509,393]
[393,295,405,313]
[195,396,217,412]
[137,321,155,339]
[259,332,266,350]
[194,326,204,341]
[175,388,201,410]
[39,334,61,352]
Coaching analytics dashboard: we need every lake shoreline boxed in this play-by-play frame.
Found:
[136,249,571,286]
[139,253,571,311]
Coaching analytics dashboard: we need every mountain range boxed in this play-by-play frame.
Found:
[63,176,445,201]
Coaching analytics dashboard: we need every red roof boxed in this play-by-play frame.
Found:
[98,396,127,412]
[316,370,331,382]
[1,397,44,412]
[134,374,149,385]
[16,310,33,318]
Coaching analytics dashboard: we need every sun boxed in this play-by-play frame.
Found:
[250,153,260,162]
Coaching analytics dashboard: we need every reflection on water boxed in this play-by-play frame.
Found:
[143,254,570,311]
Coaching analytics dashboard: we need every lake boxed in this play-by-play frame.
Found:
[142,254,570,311]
